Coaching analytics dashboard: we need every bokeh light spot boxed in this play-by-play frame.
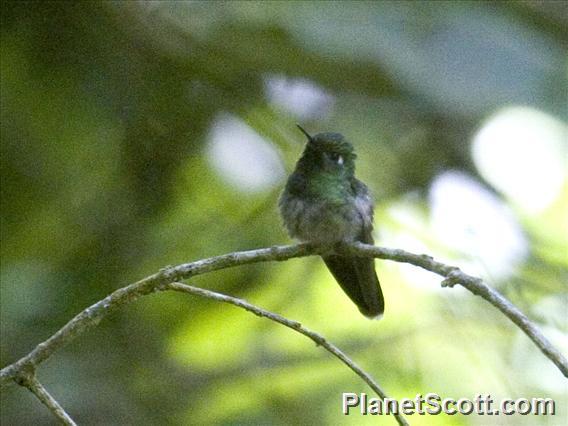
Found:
[472,106,567,214]
[207,113,285,192]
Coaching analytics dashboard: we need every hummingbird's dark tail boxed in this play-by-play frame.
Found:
[322,255,384,319]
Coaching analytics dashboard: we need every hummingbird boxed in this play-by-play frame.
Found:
[279,125,384,319]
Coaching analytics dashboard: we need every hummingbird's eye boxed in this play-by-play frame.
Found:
[328,152,344,165]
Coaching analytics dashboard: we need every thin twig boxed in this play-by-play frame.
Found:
[346,242,568,378]
[2,242,566,425]
[0,243,320,387]
[166,282,409,426]
[17,374,77,426]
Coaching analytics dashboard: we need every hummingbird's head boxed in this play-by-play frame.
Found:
[296,124,356,176]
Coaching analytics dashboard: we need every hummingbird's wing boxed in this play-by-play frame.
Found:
[322,232,384,319]
[322,179,384,319]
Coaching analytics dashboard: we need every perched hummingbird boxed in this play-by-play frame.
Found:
[279,125,384,319]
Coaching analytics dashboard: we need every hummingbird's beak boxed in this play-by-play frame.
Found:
[296,124,313,142]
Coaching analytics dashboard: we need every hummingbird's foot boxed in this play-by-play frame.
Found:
[307,241,336,256]
[332,241,351,256]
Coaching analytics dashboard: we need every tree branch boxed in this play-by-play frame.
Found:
[345,242,568,377]
[0,243,320,387]
[166,282,408,426]
[1,242,566,425]
[16,372,77,426]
